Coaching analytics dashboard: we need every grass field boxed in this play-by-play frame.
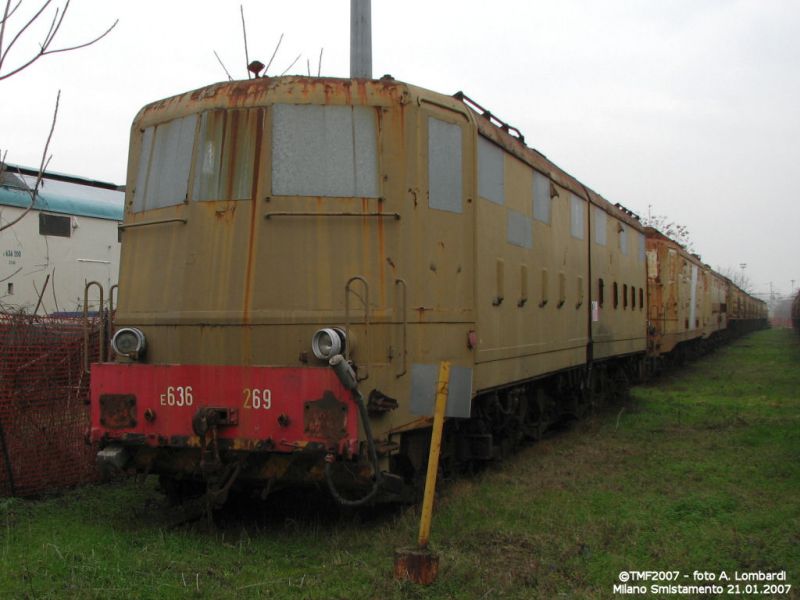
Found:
[1,328,798,599]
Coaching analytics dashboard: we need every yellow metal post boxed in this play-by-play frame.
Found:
[394,360,450,584]
[418,360,450,549]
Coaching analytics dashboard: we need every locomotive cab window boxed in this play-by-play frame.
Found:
[271,104,379,198]
[132,114,197,213]
[193,109,262,201]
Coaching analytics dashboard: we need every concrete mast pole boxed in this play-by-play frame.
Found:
[350,0,372,79]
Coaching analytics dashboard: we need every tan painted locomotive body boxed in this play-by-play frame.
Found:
[91,76,758,501]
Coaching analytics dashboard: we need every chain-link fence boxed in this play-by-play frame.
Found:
[0,313,102,496]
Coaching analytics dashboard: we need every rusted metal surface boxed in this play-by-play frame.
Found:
[91,364,358,456]
[99,394,137,429]
[303,391,348,444]
[394,548,439,585]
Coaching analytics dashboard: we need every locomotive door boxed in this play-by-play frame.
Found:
[407,103,475,339]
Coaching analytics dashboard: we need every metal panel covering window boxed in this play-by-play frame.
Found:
[427,117,463,213]
[271,104,378,197]
[570,194,585,240]
[507,209,533,249]
[193,110,261,201]
[594,206,607,246]
[478,136,504,204]
[132,114,197,212]
[532,171,550,223]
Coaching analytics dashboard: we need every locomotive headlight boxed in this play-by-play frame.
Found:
[111,327,147,359]
[311,327,346,360]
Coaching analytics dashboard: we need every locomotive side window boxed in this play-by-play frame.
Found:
[593,206,607,245]
[532,171,550,223]
[271,104,379,198]
[478,136,504,205]
[598,278,605,307]
[193,109,261,201]
[570,194,585,239]
[619,223,628,255]
[132,114,197,212]
[427,117,463,213]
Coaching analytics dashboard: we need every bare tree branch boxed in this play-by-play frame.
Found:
[0,89,59,232]
[642,213,694,253]
[0,0,23,26]
[0,0,117,81]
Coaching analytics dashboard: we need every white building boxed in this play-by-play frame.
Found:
[0,165,123,315]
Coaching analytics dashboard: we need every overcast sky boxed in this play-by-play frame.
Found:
[2,0,797,299]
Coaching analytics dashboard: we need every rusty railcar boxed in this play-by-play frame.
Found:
[645,228,728,361]
[645,227,766,364]
[90,76,650,504]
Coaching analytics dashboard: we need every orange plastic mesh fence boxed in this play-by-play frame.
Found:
[0,314,102,497]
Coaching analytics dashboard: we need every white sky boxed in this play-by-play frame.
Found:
[2,0,798,299]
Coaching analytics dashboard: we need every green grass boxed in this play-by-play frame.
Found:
[2,329,799,598]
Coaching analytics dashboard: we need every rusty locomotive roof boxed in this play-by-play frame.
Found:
[134,75,642,232]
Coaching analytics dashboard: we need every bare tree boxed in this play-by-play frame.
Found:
[717,266,754,293]
[0,0,117,81]
[0,0,117,231]
[642,213,694,253]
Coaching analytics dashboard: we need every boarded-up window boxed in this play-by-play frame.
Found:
[478,136,504,205]
[532,171,550,223]
[570,194,585,240]
[39,213,71,237]
[594,206,607,246]
[132,114,197,212]
[507,209,533,249]
[427,117,463,213]
[194,109,261,201]
[271,104,379,197]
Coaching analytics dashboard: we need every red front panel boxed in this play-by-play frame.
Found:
[90,364,358,455]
